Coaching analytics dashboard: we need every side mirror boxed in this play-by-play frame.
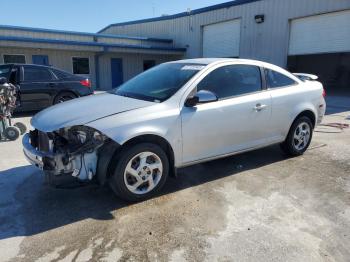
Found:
[185,90,218,107]
[0,77,7,85]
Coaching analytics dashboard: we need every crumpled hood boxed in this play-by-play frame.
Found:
[31,92,155,132]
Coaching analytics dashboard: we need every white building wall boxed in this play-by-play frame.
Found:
[101,0,350,67]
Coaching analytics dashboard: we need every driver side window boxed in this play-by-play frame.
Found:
[197,64,262,99]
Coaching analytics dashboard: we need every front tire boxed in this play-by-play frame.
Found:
[109,143,169,202]
[280,116,313,156]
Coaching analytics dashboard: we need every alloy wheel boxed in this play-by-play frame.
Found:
[293,122,311,151]
[123,151,163,195]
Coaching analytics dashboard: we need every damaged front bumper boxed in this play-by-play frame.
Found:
[22,127,104,180]
[23,133,57,172]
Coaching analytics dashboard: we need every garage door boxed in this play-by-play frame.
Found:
[289,10,350,55]
[202,19,240,58]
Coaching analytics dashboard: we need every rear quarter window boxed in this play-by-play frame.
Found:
[265,69,297,88]
[51,69,73,80]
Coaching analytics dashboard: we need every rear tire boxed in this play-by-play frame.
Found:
[280,116,313,156]
[108,143,169,202]
[4,126,20,141]
[53,92,77,104]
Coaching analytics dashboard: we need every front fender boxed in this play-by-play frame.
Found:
[86,106,183,166]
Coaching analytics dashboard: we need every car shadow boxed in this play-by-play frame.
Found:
[0,145,286,241]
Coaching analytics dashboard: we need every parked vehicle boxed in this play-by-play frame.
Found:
[0,64,93,112]
[22,59,326,202]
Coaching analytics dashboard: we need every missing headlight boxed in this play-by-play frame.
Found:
[45,126,108,181]
[52,126,106,156]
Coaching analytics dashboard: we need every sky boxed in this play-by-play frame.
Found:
[1,0,229,33]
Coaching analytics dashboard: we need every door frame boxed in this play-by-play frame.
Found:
[179,63,271,164]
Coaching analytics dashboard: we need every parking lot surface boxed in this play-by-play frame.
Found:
[0,96,349,262]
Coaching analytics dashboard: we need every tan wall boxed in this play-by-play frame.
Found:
[0,47,97,87]
[0,46,183,90]
[98,52,183,90]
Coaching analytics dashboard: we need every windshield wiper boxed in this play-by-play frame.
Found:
[115,91,138,99]
[115,91,162,103]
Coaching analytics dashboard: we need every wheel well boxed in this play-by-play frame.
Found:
[295,110,316,128]
[110,135,176,177]
[53,90,78,104]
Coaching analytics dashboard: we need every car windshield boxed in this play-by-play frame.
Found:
[113,63,205,102]
[0,65,12,80]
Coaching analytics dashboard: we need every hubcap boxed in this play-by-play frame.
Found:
[124,151,163,195]
[8,130,15,137]
[293,122,311,151]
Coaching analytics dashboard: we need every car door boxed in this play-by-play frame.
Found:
[181,64,272,164]
[19,65,56,110]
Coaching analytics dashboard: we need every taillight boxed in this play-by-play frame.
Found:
[322,88,326,97]
[80,79,91,88]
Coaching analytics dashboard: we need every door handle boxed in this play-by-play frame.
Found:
[254,103,268,112]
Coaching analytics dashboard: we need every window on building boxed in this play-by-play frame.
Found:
[265,69,297,88]
[197,64,262,99]
[23,66,54,82]
[143,60,156,71]
[72,57,90,74]
[3,54,26,64]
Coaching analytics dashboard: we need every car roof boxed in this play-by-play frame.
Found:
[1,63,73,73]
[2,63,53,68]
[169,58,301,82]
[170,58,275,67]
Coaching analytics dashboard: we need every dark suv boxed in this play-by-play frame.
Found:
[0,64,94,112]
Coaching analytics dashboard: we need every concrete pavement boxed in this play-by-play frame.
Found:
[0,97,349,261]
